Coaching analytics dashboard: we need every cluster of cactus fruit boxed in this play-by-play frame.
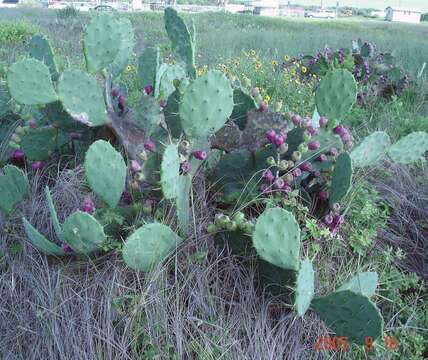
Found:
[1,8,428,349]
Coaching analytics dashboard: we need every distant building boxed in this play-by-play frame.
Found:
[385,7,422,23]
[252,0,279,16]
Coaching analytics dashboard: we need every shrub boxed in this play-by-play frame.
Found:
[57,6,80,20]
[0,21,38,45]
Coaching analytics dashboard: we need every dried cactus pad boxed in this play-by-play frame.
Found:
[122,223,183,272]
[315,69,357,120]
[23,218,66,256]
[0,165,29,215]
[252,208,300,271]
[295,259,315,316]
[7,59,58,105]
[351,131,391,167]
[160,144,181,200]
[388,131,428,164]
[311,290,384,345]
[84,140,127,208]
[29,35,59,81]
[338,271,378,298]
[179,70,233,139]
[329,152,352,205]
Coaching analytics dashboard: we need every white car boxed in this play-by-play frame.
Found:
[305,9,336,19]
[0,0,18,8]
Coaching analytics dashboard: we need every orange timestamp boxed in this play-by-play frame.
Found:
[315,336,398,351]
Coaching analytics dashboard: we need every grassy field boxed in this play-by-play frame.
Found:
[0,8,427,360]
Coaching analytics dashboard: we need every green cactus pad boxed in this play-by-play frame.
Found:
[122,222,183,272]
[134,95,160,138]
[315,69,357,120]
[231,88,257,130]
[388,131,428,164]
[83,13,122,73]
[28,35,59,81]
[20,127,58,161]
[179,70,233,139]
[108,18,134,79]
[138,47,160,90]
[45,186,65,243]
[42,101,86,131]
[164,7,196,78]
[329,152,352,205]
[23,218,66,256]
[7,59,58,105]
[84,140,126,208]
[164,90,182,138]
[176,175,191,236]
[0,165,29,215]
[63,211,106,254]
[311,290,384,345]
[159,64,187,99]
[295,259,315,317]
[252,208,300,271]
[351,131,391,167]
[0,81,12,117]
[58,69,108,127]
[338,272,378,297]
[160,144,181,200]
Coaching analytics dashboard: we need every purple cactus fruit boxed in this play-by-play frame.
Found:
[118,95,126,112]
[334,214,345,225]
[292,168,302,177]
[28,118,37,129]
[274,134,284,147]
[192,150,207,161]
[291,114,302,126]
[12,149,25,161]
[130,160,142,172]
[259,100,268,112]
[341,132,352,142]
[319,116,328,127]
[329,147,338,156]
[81,196,95,214]
[122,190,132,205]
[318,190,329,201]
[274,178,285,189]
[307,126,317,136]
[299,162,312,172]
[318,154,328,162]
[31,161,43,170]
[312,170,321,177]
[333,125,347,137]
[302,118,312,128]
[324,214,334,225]
[144,85,154,95]
[344,141,353,150]
[265,129,276,143]
[180,160,191,174]
[62,243,73,253]
[308,140,320,151]
[144,140,156,153]
[111,88,120,98]
[260,183,270,194]
[282,184,292,194]
[263,169,275,182]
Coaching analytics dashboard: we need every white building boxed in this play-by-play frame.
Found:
[385,7,422,24]
[252,0,279,16]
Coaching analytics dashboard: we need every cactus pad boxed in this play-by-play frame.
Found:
[138,47,160,90]
[7,59,58,105]
[83,13,122,73]
[159,64,187,99]
[0,165,29,215]
[0,81,12,117]
[134,95,160,138]
[58,69,107,127]
[28,35,59,81]
[20,127,58,161]
[122,222,183,272]
[176,175,191,236]
[315,69,357,120]
[351,131,391,167]
[63,211,106,254]
[311,290,384,345]
[231,88,257,130]
[45,186,65,243]
[252,208,300,271]
[84,140,127,208]
[329,152,352,205]
[338,271,378,297]
[295,259,315,316]
[164,90,182,138]
[23,218,66,256]
[179,70,233,139]
[160,144,181,199]
[388,131,428,164]
[108,18,134,79]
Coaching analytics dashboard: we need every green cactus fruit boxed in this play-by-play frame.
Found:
[20,127,58,161]
[164,7,196,78]
[388,131,428,164]
[0,165,29,215]
[252,208,300,271]
[7,59,58,105]
[45,186,65,243]
[329,152,352,205]
[138,47,160,91]
[108,17,134,79]
[28,35,59,81]
[164,89,182,138]
[122,222,183,272]
[83,13,122,73]
[351,131,391,167]
[338,271,378,297]
[179,70,233,139]
[0,81,12,117]
[134,95,160,138]
[22,218,66,256]
[62,211,105,254]
[159,64,187,99]
[160,144,181,199]
[295,259,315,317]
[58,69,108,127]
[84,140,127,208]
[231,88,257,130]
[315,69,357,120]
[176,175,191,236]
[311,290,384,345]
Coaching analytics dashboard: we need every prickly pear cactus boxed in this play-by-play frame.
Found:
[22,218,66,256]
[138,47,160,91]
[350,131,391,167]
[252,208,300,271]
[329,152,352,205]
[29,35,59,81]
[122,223,183,272]
[20,127,58,161]
[159,64,187,99]
[63,211,106,254]
[7,59,58,105]
[164,90,182,138]
[0,81,12,117]
[294,259,315,316]
[84,140,126,208]
[230,88,257,130]
[387,131,428,164]
[338,271,378,297]
[0,165,29,215]
[311,290,384,345]
[45,186,65,243]
[108,18,134,79]
[160,144,181,200]
[134,95,160,137]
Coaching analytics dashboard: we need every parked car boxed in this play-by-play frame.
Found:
[0,0,18,8]
[304,9,336,19]
[93,4,115,11]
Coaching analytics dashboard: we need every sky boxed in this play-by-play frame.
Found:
[288,0,428,11]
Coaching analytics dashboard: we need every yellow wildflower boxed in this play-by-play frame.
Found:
[249,49,257,57]
[254,60,262,71]
[125,64,134,73]
[301,66,307,73]
[264,95,271,103]
[284,55,290,62]
[271,60,278,66]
